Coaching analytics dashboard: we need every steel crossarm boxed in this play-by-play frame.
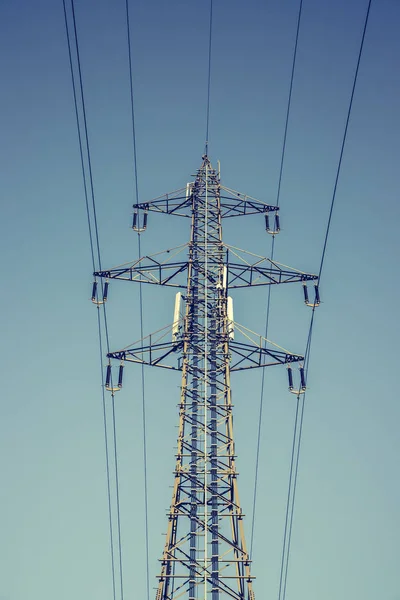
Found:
[227,261,318,288]
[94,260,188,287]
[219,185,278,218]
[133,190,192,218]
[94,260,317,289]
[229,340,303,371]
[107,338,303,372]
[107,340,183,370]
[132,186,278,219]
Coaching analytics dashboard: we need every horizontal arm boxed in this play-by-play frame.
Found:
[228,262,318,288]
[132,185,278,219]
[108,340,184,370]
[95,259,317,289]
[94,261,188,288]
[229,340,303,371]
[107,338,303,372]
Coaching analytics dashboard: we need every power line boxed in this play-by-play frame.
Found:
[205,0,214,155]
[97,308,117,600]
[63,2,125,599]
[62,0,95,273]
[69,0,102,272]
[277,394,301,600]
[250,0,304,558]
[124,3,150,599]
[110,390,125,600]
[125,0,140,205]
[249,251,274,558]
[317,0,372,281]
[280,335,310,600]
[276,0,304,208]
[278,321,314,600]
[137,234,150,600]
[278,1,373,597]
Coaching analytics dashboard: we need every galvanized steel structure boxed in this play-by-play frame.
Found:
[94,155,319,600]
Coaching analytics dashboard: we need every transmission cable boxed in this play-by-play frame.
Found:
[63,2,125,600]
[69,0,103,272]
[124,3,150,600]
[97,308,117,600]
[205,0,214,155]
[62,7,118,599]
[62,0,96,274]
[250,0,304,558]
[278,2,373,598]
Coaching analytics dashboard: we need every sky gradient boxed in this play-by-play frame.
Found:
[1,1,399,599]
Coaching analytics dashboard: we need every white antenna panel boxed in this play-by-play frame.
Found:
[222,265,227,290]
[227,296,234,339]
[186,182,193,200]
[172,292,182,342]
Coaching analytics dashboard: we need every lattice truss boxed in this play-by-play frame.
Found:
[95,157,318,600]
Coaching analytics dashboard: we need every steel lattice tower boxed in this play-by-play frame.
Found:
[94,155,319,600]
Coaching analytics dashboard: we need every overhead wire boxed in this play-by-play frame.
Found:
[62,0,96,274]
[124,3,150,600]
[63,2,125,599]
[250,0,304,558]
[277,393,301,600]
[205,0,214,155]
[69,0,102,272]
[65,0,371,594]
[280,329,311,600]
[97,308,117,600]
[62,6,118,599]
[278,1,373,598]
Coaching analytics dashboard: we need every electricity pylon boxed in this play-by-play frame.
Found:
[94,155,319,600]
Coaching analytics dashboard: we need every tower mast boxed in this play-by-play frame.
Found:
[94,154,319,600]
[156,156,253,600]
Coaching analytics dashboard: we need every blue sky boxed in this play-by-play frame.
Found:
[1,1,399,599]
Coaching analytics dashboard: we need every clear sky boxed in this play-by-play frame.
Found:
[1,1,399,599]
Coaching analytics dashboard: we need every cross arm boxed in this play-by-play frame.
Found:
[107,339,183,370]
[131,185,279,220]
[107,337,303,373]
[94,260,188,288]
[227,261,318,288]
[219,186,279,218]
[229,340,303,371]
